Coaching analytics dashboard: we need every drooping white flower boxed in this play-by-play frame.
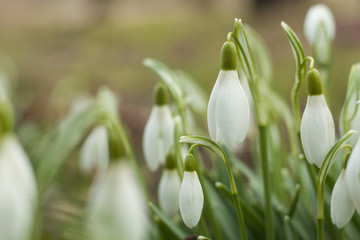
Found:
[79,125,109,174]
[301,69,335,168]
[143,84,174,171]
[331,169,355,228]
[179,154,204,229]
[345,137,360,213]
[87,160,148,240]
[207,41,250,149]
[158,168,181,217]
[0,135,37,240]
[304,3,335,46]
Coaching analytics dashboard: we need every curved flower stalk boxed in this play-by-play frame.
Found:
[143,84,174,171]
[179,154,204,228]
[207,40,250,149]
[79,125,109,174]
[330,169,355,228]
[0,135,37,240]
[300,69,335,168]
[158,152,181,217]
[87,160,148,240]
[345,137,360,213]
[304,4,335,47]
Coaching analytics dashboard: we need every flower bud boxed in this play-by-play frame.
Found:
[345,137,360,213]
[179,154,203,228]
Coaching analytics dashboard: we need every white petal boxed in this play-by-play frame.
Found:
[300,95,335,167]
[215,70,250,148]
[331,169,355,228]
[304,3,336,45]
[143,105,174,171]
[179,171,204,228]
[158,169,181,217]
[345,137,360,213]
[0,135,37,240]
[87,161,148,240]
[207,71,222,142]
[80,125,109,174]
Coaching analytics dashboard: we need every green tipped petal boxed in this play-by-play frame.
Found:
[154,83,167,106]
[220,41,237,71]
[184,154,196,172]
[307,69,322,96]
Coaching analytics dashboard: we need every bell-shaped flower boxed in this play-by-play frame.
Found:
[143,84,174,171]
[331,169,355,228]
[207,41,250,149]
[158,152,181,217]
[300,69,335,168]
[339,63,360,144]
[345,137,360,213]
[304,3,335,46]
[87,160,148,240]
[0,134,37,240]
[80,125,109,174]
[179,154,204,229]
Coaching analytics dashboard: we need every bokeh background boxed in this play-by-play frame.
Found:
[1,0,360,238]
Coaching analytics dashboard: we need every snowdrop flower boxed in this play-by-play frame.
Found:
[331,169,355,228]
[143,84,174,171]
[207,40,250,149]
[300,69,335,168]
[179,154,204,228]
[339,63,360,144]
[79,125,109,174]
[0,134,37,240]
[304,4,335,46]
[345,137,360,213]
[87,160,148,240]
[158,152,181,217]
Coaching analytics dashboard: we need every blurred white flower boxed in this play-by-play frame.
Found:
[331,169,355,228]
[207,41,250,149]
[301,69,335,168]
[304,3,335,46]
[158,168,181,217]
[79,125,109,174]
[0,135,37,240]
[87,161,148,240]
[345,137,360,213]
[179,154,203,229]
[143,87,174,171]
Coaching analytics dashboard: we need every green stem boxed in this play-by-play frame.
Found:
[259,125,274,240]
[317,218,324,240]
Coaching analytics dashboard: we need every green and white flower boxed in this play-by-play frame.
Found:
[207,41,250,149]
[143,84,174,171]
[345,137,360,213]
[0,135,37,240]
[331,169,355,228]
[300,69,335,168]
[179,154,203,229]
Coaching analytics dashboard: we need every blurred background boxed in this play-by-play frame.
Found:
[0,0,359,238]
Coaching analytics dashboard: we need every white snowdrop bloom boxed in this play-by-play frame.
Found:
[304,3,335,46]
[87,160,148,240]
[0,135,37,240]
[158,154,181,217]
[143,84,174,171]
[345,137,360,213]
[331,169,355,228]
[301,69,335,168]
[80,125,109,174]
[179,154,204,229]
[207,41,250,149]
